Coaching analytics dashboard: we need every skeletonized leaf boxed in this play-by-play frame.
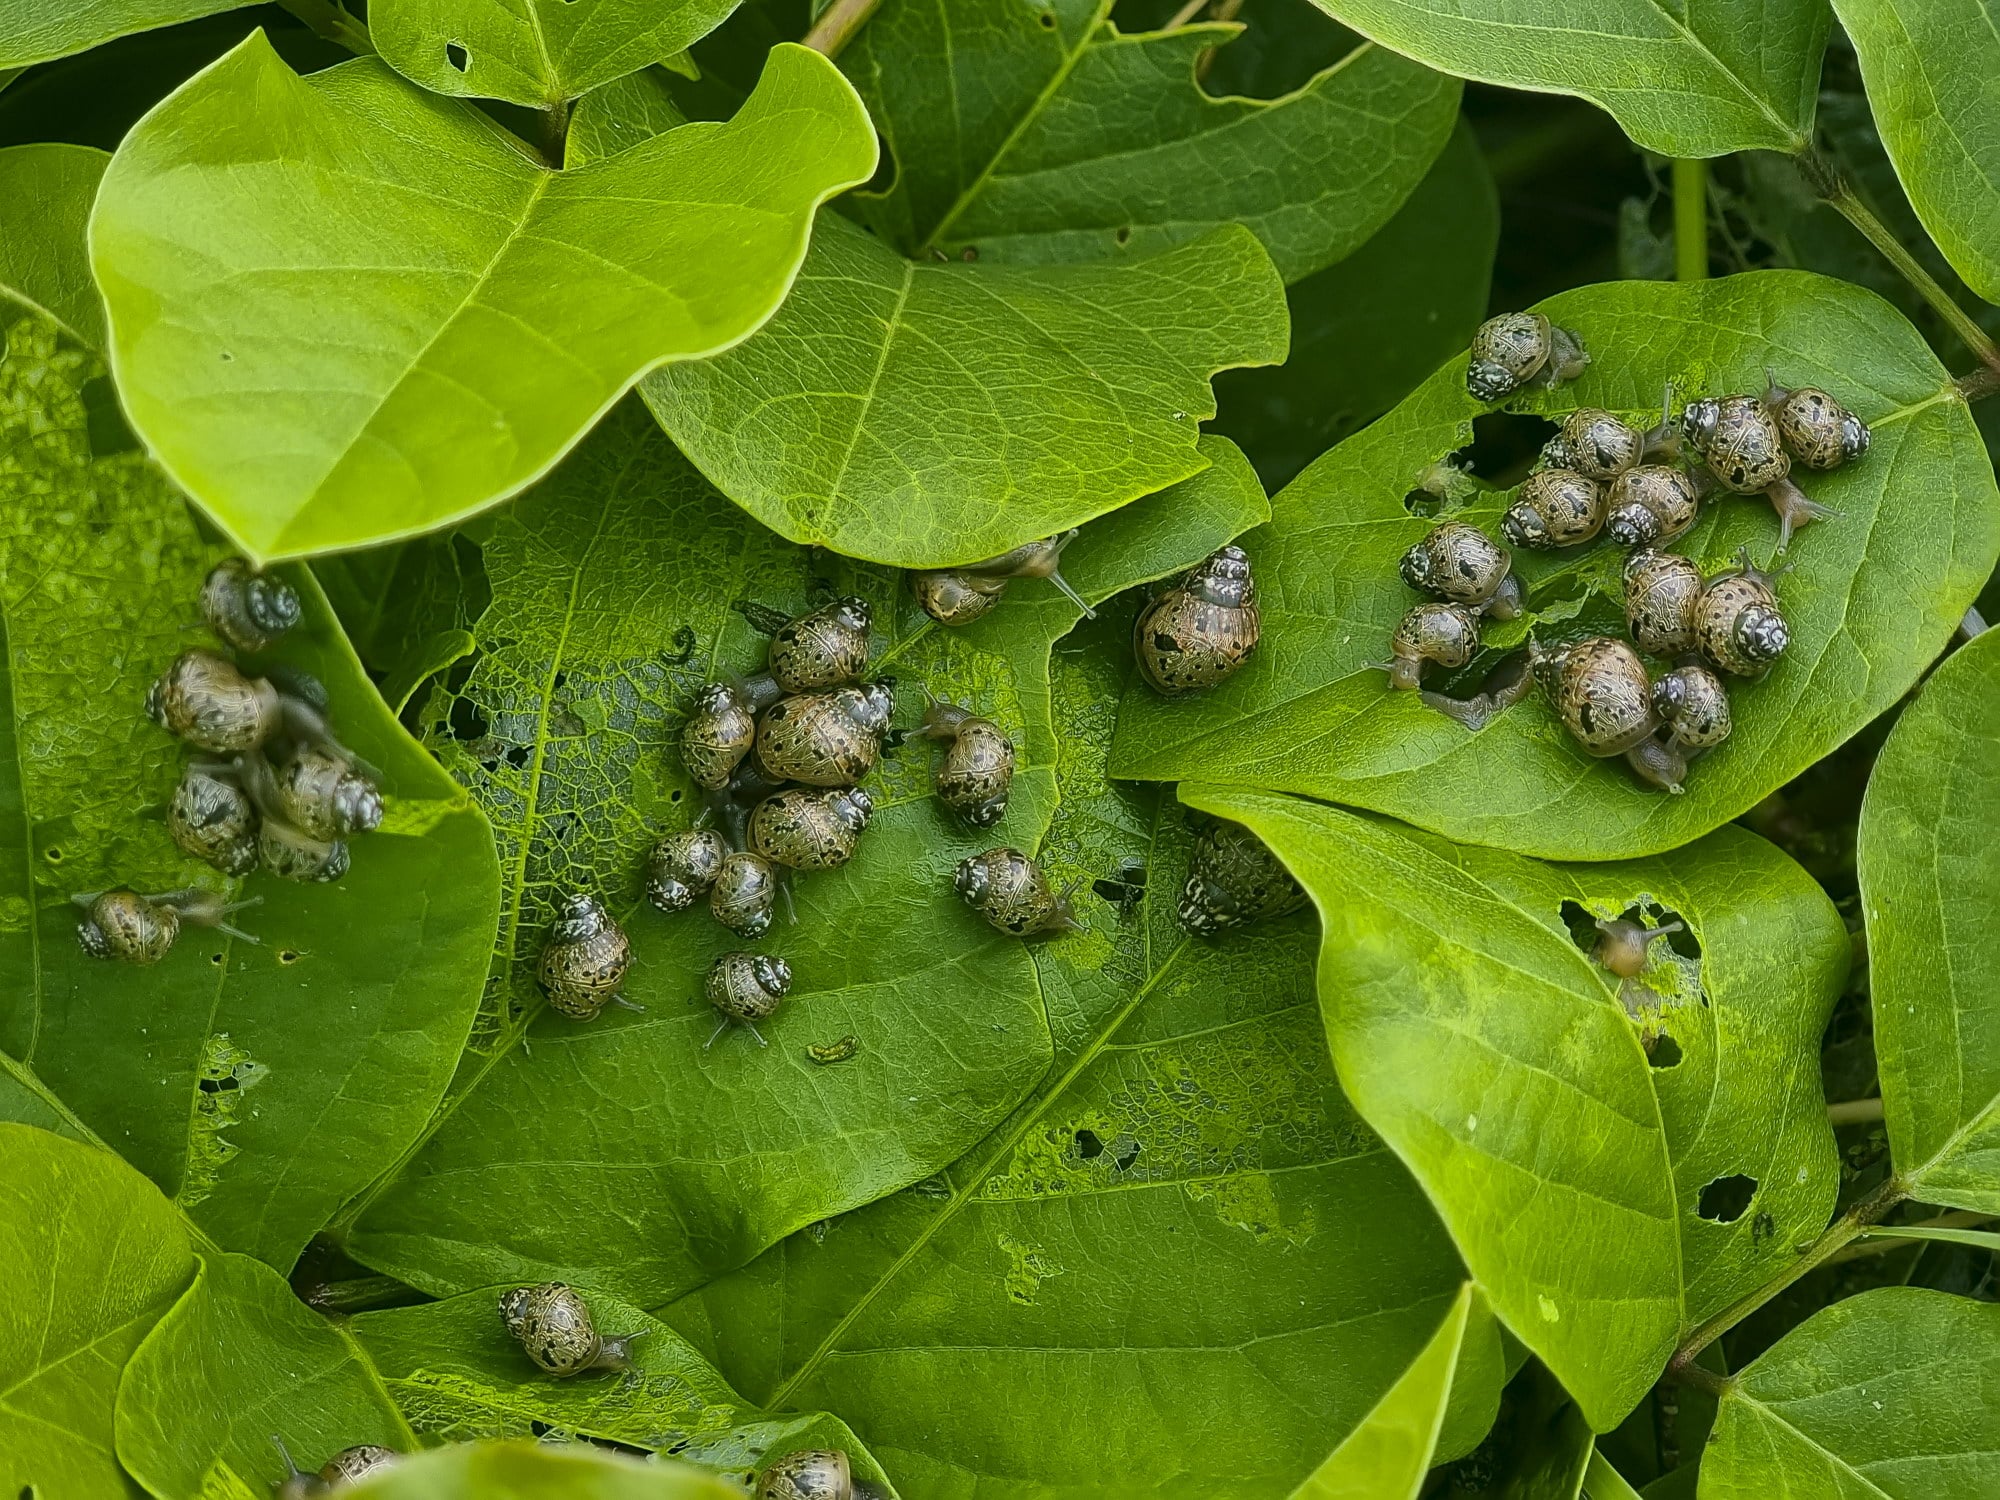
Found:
[347,1444,742,1500]
[0,143,109,348]
[0,0,240,67]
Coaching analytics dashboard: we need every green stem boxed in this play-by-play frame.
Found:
[276,0,374,55]
[1827,1096,1885,1126]
[1826,1209,2000,1266]
[1672,158,1708,281]
[803,0,883,58]
[540,97,573,171]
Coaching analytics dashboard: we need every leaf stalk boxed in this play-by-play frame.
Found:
[1672,158,1707,281]
[803,0,884,59]
[276,0,374,56]
[1825,1095,1884,1126]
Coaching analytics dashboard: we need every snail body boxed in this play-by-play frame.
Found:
[646,829,729,913]
[915,699,1015,826]
[1591,916,1686,979]
[272,749,382,840]
[1465,312,1589,401]
[1695,549,1791,676]
[258,817,350,883]
[498,1282,637,1377]
[1545,637,1686,792]
[1379,603,1479,691]
[1763,375,1869,469]
[1683,393,1833,550]
[682,682,758,791]
[1654,664,1732,751]
[954,847,1082,936]
[1542,408,1643,480]
[201,559,301,653]
[73,887,260,963]
[1398,522,1521,619]
[1176,817,1306,936]
[1603,466,1700,549]
[768,598,871,694]
[757,1450,853,1500]
[749,787,874,871]
[536,893,635,1020]
[956,532,1094,615]
[1501,468,1604,549]
[706,951,793,1048]
[909,569,1008,626]
[1133,545,1260,694]
[169,763,259,876]
[711,851,780,937]
[1623,550,1704,658]
[754,683,894,786]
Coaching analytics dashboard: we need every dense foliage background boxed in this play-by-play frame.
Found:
[2,1,1997,1497]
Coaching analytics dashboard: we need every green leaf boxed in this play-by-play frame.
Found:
[1831,0,2000,307]
[567,65,692,166]
[0,303,500,1270]
[0,0,241,68]
[89,34,876,563]
[1114,273,2000,861]
[1703,1287,2000,1499]
[1188,788,1849,1430]
[1493,1367,1595,1499]
[0,144,109,348]
[0,1124,193,1499]
[115,1250,414,1499]
[1306,0,1828,156]
[1583,1450,1645,1500]
[1859,627,2000,1212]
[374,0,740,108]
[842,0,1460,281]
[353,1445,742,1500]
[643,211,1286,567]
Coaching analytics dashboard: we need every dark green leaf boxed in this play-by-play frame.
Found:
[0,0,241,68]
[0,143,109,347]
[350,1445,743,1500]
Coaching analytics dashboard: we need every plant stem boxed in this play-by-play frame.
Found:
[1827,1096,1885,1126]
[540,97,572,170]
[803,0,883,58]
[1672,158,1708,281]
[1826,1209,2000,1265]
[276,0,374,55]
[1671,1359,1730,1398]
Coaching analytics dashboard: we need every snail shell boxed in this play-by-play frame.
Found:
[321,1447,401,1486]
[682,682,758,791]
[754,683,894,787]
[706,950,793,1033]
[1501,468,1604,549]
[1176,817,1306,936]
[909,569,1008,626]
[1604,465,1700,549]
[147,649,281,754]
[749,786,874,871]
[646,828,729,913]
[768,598,872,694]
[916,699,1015,826]
[273,748,382,840]
[1381,602,1479,691]
[711,851,780,938]
[954,847,1082,936]
[199,558,301,653]
[1398,522,1521,619]
[1653,663,1732,750]
[1695,549,1790,676]
[1683,395,1789,493]
[73,886,259,963]
[1133,545,1260,694]
[258,817,350,883]
[1465,312,1590,401]
[1764,377,1869,470]
[497,1282,636,1377]
[1542,408,1643,480]
[169,763,259,876]
[1550,638,1659,756]
[757,1450,853,1500]
[536,893,632,1020]
[1623,549,1703,658]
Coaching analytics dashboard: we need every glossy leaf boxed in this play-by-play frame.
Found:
[349,1443,742,1500]
[1307,0,1828,156]
[0,0,240,68]
[1496,1367,1595,1499]
[0,303,500,1269]
[116,1250,413,1499]
[1583,1451,1645,1500]
[1114,273,2000,861]
[1191,787,1848,1430]
[1703,1287,2000,1499]
[90,34,875,562]
[0,143,109,347]
[374,0,740,108]
[0,1124,193,1499]
[1859,627,2000,1212]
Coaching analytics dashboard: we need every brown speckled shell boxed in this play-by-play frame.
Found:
[707,951,792,1023]
[76,890,179,964]
[1769,386,1869,470]
[1695,568,1790,676]
[1501,469,1604,549]
[147,649,280,754]
[1553,638,1659,755]
[1622,550,1703,658]
[682,683,757,791]
[710,851,779,938]
[1604,465,1700,549]
[320,1447,400,1485]
[757,1450,852,1500]
[1546,408,1644,479]
[1466,312,1549,400]
[645,829,728,912]
[955,847,1074,936]
[274,749,382,840]
[768,598,871,693]
[1654,664,1732,749]
[498,1283,606,1376]
[1398,522,1514,611]
[537,894,632,1020]
[1390,603,1480,683]
[258,819,349,883]
[199,558,301,653]
[169,765,259,876]
[910,570,1007,625]
[1176,818,1306,936]
[929,712,1015,827]
[1133,547,1260,694]
[749,787,872,870]
[754,687,891,786]
[1689,395,1790,493]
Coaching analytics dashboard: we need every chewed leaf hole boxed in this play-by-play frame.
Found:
[1647,1033,1683,1068]
[278,949,300,965]
[1073,1129,1103,1160]
[445,42,469,72]
[1697,1173,1757,1223]
[1462,411,1559,484]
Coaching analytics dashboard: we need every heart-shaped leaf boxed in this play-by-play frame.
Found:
[349,1444,742,1500]
[89,34,875,563]
[0,143,109,347]
[1190,787,1848,1429]
[1114,273,2000,861]
[0,0,240,67]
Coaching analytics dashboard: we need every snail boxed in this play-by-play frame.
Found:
[754,682,895,787]
[258,816,350,883]
[497,1282,639,1377]
[201,559,301,654]
[909,569,1008,627]
[956,532,1095,615]
[1603,465,1701,549]
[73,887,261,963]
[646,828,729,913]
[1374,603,1479,691]
[1622,550,1704,658]
[536,893,639,1020]
[1420,651,1537,731]
[705,951,793,1048]
[168,762,259,876]
[1500,468,1604,549]
[682,681,760,791]
[1133,544,1260,694]
[1541,408,1644,480]
[1398,521,1522,619]
[757,1450,853,1500]
[1681,395,1833,550]
[1176,817,1306,936]
[912,697,1015,826]
[768,597,871,694]
[272,1436,400,1497]
[271,748,382,840]
[711,851,780,937]
[748,786,874,871]
[146,650,348,758]
[1763,371,1870,470]
[1695,547,1791,676]
[1464,311,1589,401]
[1541,637,1687,792]
[954,847,1083,937]
[1590,915,1686,979]
[1653,663,1732,751]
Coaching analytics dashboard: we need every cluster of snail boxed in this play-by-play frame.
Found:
[74,560,387,963]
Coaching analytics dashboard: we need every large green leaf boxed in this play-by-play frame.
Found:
[1703,1287,2000,1498]
[116,1251,414,1500]
[0,144,109,348]
[1859,628,2000,1212]
[349,1444,741,1500]
[0,301,500,1269]
[1307,0,1827,156]
[374,0,739,108]
[0,1124,193,1499]
[1831,0,2000,307]
[0,0,241,67]
[653,610,1496,1498]
[1191,788,1849,1430]
[89,34,875,563]
[1114,273,2000,861]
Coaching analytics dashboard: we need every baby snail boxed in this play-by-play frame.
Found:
[147,650,348,758]
[258,816,350,883]
[271,747,382,841]
[1176,816,1306,936]
[73,887,261,964]
[537,893,639,1020]
[754,681,895,787]
[1465,311,1589,402]
[913,696,1015,826]
[201,559,301,654]
[964,532,1096,614]
[646,828,729,913]
[909,568,1008,626]
[169,762,259,876]
[682,681,760,791]
[1695,547,1791,677]
[711,850,781,938]
[1763,371,1870,470]
[1501,468,1604,550]
[768,597,871,694]
[757,1449,853,1500]
[1654,663,1732,752]
[706,951,793,1049]
[1590,914,1686,980]
[1398,521,1522,620]
[954,847,1084,937]
[1623,549,1704,658]
[498,1282,640,1377]
[272,1436,400,1498]
[1133,544,1260,695]
[1375,602,1479,691]
[749,786,874,871]
[1540,408,1644,480]
[1541,637,1687,793]
[1603,465,1702,549]
[1681,395,1834,551]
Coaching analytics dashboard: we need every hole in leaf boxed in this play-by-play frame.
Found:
[1697,1174,1757,1223]
[1110,1138,1141,1171]
[503,743,532,770]
[1073,1128,1103,1160]
[1462,411,1559,484]
[82,375,142,458]
[1647,1033,1683,1068]
[1038,9,1057,25]
[43,846,61,863]
[445,42,469,72]
[1402,487,1446,518]
[445,692,490,745]
[278,949,300,965]
[670,789,684,804]
[1114,226,1131,246]
[210,952,224,965]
